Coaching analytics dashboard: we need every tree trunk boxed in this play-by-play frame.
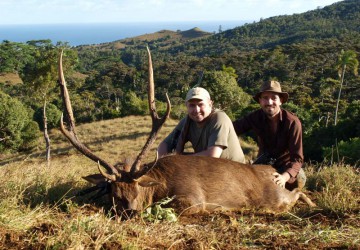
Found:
[334,64,346,126]
[43,100,51,167]
[325,112,330,127]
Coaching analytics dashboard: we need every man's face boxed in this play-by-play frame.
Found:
[186,98,213,123]
[259,92,282,118]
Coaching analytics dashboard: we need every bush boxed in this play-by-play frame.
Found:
[322,137,360,166]
[101,106,122,120]
[200,70,251,119]
[0,91,39,152]
[121,91,147,116]
[19,120,40,151]
[33,103,62,131]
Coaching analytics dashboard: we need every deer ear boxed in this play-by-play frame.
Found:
[136,175,162,187]
[82,174,107,185]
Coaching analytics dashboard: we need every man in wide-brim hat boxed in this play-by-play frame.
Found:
[253,80,289,104]
[233,80,306,190]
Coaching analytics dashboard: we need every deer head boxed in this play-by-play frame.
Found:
[58,47,171,216]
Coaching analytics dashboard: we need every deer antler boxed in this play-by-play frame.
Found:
[130,47,171,179]
[58,50,121,178]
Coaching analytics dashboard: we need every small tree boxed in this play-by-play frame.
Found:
[21,41,77,165]
[200,70,251,119]
[334,50,358,125]
[0,40,33,73]
[0,91,39,152]
[34,102,62,130]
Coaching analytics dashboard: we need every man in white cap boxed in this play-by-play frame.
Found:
[233,80,306,190]
[157,87,245,163]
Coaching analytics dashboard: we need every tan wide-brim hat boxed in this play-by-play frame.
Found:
[253,80,289,103]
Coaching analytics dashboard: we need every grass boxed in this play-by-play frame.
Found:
[306,163,360,214]
[0,115,359,249]
[0,72,23,85]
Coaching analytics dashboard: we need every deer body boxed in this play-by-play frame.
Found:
[145,155,315,213]
[87,155,315,215]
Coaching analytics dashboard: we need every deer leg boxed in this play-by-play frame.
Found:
[298,192,317,207]
[173,192,209,215]
[288,189,316,208]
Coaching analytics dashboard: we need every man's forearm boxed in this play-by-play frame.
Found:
[193,146,224,158]
[157,141,169,157]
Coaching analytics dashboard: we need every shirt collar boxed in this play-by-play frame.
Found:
[260,108,283,122]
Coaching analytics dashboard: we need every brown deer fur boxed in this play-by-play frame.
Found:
[85,155,316,216]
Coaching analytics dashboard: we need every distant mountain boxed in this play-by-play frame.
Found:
[77,27,211,51]
[179,27,211,38]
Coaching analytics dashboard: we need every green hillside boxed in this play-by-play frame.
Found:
[165,0,360,55]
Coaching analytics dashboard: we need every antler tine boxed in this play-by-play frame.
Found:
[146,46,171,122]
[58,49,76,135]
[130,47,171,178]
[58,50,121,178]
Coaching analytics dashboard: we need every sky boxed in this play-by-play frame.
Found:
[0,0,342,25]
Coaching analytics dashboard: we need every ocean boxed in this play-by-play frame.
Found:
[0,21,247,47]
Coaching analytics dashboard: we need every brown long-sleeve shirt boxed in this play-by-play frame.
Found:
[233,109,303,183]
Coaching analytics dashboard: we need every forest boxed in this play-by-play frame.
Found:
[0,0,359,164]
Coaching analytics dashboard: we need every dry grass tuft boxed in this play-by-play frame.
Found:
[306,162,360,214]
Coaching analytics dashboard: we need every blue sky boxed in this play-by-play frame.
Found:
[0,0,342,25]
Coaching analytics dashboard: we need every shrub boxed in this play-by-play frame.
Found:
[0,91,39,152]
[322,137,360,166]
[33,103,62,130]
[19,120,40,151]
[121,91,147,116]
[200,70,251,119]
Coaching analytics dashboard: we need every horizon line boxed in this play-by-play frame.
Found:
[0,20,255,26]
